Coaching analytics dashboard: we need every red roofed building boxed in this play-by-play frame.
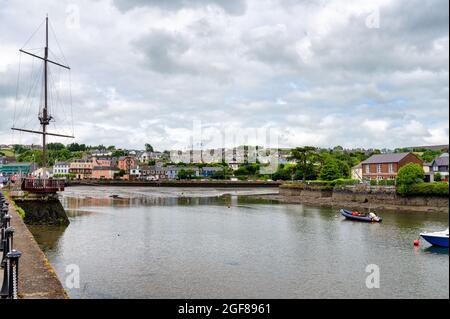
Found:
[361,152,423,181]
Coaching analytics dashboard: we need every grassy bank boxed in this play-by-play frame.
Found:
[1,191,26,219]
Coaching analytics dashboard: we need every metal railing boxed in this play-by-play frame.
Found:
[0,191,22,299]
[21,178,65,193]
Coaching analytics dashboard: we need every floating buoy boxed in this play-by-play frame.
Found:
[413,239,420,246]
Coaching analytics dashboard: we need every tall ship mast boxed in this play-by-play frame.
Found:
[11,15,74,193]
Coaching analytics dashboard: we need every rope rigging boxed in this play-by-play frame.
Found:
[11,16,74,153]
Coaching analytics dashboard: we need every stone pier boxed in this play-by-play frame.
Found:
[3,197,67,299]
[13,193,70,226]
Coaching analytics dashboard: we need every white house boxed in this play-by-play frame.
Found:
[428,153,449,182]
[130,167,141,178]
[139,151,163,163]
[53,161,70,175]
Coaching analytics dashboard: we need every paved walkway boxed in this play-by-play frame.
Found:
[0,255,3,291]
[8,200,67,299]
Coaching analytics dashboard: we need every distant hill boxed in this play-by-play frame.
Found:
[404,145,449,151]
[0,149,15,157]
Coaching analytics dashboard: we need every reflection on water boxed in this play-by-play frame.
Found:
[423,246,450,255]
[29,186,449,299]
[27,225,67,251]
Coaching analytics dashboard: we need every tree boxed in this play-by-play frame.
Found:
[396,163,425,195]
[178,169,196,180]
[397,163,425,185]
[67,143,87,152]
[419,149,442,163]
[13,144,28,154]
[145,144,154,152]
[272,165,292,181]
[113,170,126,179]
[336,160,350,178]
[289,146,318,182]
[212,169,228,180]
[234,165,250,176]
[434,172,442,182]
[319,160,343,181]
[47,143,65,151]
[112,150,125,157]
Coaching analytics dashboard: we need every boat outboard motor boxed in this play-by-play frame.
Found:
[369,212,379,222]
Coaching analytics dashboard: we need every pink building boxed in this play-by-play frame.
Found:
[92,157,115,167]
[118,156,137,172]
[91,166,118,180]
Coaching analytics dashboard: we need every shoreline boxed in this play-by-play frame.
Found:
[247,193,449,213]
[66,184,448,213]
[6,196,68,299]
[66,180,281,188]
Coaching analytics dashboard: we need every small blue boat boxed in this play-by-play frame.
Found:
[340,209,382,222]
[420,229,449,248]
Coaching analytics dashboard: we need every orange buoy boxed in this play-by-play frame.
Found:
[413,239,420,246]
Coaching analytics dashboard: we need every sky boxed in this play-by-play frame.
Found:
[0,0,448,151]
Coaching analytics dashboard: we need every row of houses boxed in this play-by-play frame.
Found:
[131,166,224,180]
[351,152,449,182]
[3,150,449,183]
[51,156,136,179]
[51,156,224,181]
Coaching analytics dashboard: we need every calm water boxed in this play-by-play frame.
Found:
[29,186,449,299]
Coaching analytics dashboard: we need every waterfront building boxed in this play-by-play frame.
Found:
[139,151,163,163]
[137,165,200,180]
[130,167,141,178]
[69,159,93,179]
[118,156,137,172]
[166,166,185,179]
[361,152,423,181]
[139,165,168,180]
[91,166,119,180]
[92,157,116,168]
[428,153,449,182]
[351,163,363,181]
[0,162,34,176]
[201,167,224,178]
[53,161,70,175]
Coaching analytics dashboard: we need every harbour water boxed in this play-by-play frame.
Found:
[28,186,449,299]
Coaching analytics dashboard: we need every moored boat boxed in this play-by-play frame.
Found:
[340,209,382,222]
[420,229,449,248]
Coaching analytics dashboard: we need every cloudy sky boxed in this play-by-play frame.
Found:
[0,0,448,151]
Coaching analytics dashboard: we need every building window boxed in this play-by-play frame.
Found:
[388,163,394,173]
[377,164,382,173]
[365,165,370,173]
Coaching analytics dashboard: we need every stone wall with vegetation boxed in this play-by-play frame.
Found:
[279,183,449,212]
[332,185,448,208]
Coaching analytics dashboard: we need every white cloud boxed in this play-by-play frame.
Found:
[0,0,448,150]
